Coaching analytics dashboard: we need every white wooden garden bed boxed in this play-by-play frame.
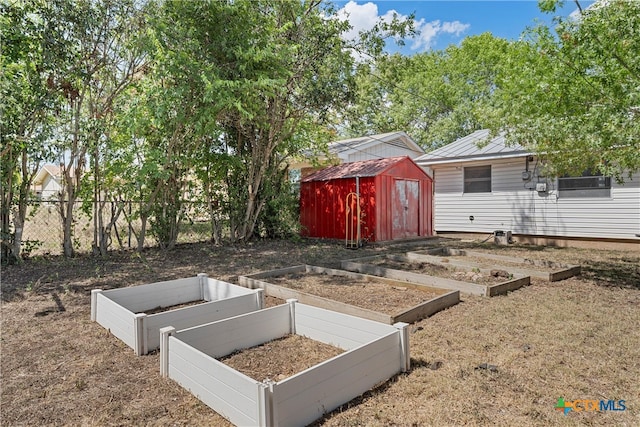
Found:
[159,299,410,427]
[91,274,263,355]
[237,265,459,324]
[341,254,530,297]
[407,247,581,282]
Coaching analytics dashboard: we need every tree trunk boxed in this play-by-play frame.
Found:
[1,143,16,263]
[138,213,148,252]
[61,196,75,258]
[11,166,30,262]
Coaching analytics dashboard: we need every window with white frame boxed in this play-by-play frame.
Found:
[558,170,611,198]
[464,165,491,193]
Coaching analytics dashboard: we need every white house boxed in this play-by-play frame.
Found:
[32,164,64,200]
[416,129,640,243]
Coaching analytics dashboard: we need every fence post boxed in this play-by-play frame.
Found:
[160,326,176,377]
[134,313,147,356]
[197,273,207,301]
[256,288,264,309]
[258,381,274,427]
[90,289,102,321]
[286,299,298,335]
[393,322,410,372]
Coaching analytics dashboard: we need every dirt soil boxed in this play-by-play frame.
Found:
[267,271,443,314]
[2,237,640,426]
[220,334,344,383]
[426,248,579,272]
[144,300,206,315]
[372,258,506,285]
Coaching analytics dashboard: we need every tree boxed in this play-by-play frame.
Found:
[27,0,146,256]
[44,0,145,257]
[1,0,62,263]
[143,0,358,243]
[489,0,640,180]
[345,33,511,150]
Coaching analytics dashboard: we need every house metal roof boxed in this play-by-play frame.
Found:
[302,156,409,182]
[289,131,424,170]
[327,131,424,156]
[416,129,531,166]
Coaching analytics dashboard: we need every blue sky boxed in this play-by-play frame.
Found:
[334,0,595,53]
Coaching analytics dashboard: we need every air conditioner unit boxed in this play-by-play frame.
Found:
[494,230,512,245]
[536,183,547,192]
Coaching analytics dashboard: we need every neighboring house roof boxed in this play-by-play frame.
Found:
[416,129,531,166]
[327,131,424,158]
[290,131,425,169]
[302,156,412,182]
[33,164,63,185]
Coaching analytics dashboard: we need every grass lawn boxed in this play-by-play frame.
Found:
[1,238,638,426]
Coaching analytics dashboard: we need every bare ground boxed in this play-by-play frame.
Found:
[266,271,443,314]
[371,258,507,285]
[1,237,639,426]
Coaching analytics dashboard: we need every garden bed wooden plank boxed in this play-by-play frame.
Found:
[340,259,487,296]
[91,274,263,355]
[341,255,530,297]
[160,301,411,427]
[410,248,580,282]
[238,265,459,324]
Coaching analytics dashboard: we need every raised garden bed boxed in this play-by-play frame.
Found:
[220,334,344,383]
[407,247,581,282]
[160,300,410,427]
[237,265,459,324]
[91,274,263,355]
[341,254,530,297]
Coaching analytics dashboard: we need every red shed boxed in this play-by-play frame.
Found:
[300,156,433,243]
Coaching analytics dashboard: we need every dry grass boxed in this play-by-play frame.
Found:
[1,238,639,426]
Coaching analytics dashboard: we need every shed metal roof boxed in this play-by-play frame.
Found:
[302,156,409,182]
[416,129,531,166]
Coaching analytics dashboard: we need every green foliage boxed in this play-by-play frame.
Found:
[256,169,301,240]
[491,0,640,180]
[1,0,63,263]
[345,33,511,150]
[1,0,426,255]
[20,239,44,259]
[138,0,369,243]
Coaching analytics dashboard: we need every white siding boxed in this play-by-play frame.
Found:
[346,145,422,163]
[41,176,63,200]
[432,158,640,240]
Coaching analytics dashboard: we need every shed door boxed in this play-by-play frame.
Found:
[392,179,419,239]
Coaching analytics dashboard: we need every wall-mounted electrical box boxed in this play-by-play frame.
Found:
[536,182,547,192]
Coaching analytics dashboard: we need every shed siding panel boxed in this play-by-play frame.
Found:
[300,157,433,242]
[300,178,377,241]
[432,159,640,240]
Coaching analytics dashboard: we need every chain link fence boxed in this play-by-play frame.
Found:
[13,200,213,257]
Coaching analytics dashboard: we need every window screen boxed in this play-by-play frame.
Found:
[464,165,491,193]
[558,170,611,198]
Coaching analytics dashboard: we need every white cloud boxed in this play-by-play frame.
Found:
[412,19,470,51]
[336,1,470,52]
[336,1,380,41]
